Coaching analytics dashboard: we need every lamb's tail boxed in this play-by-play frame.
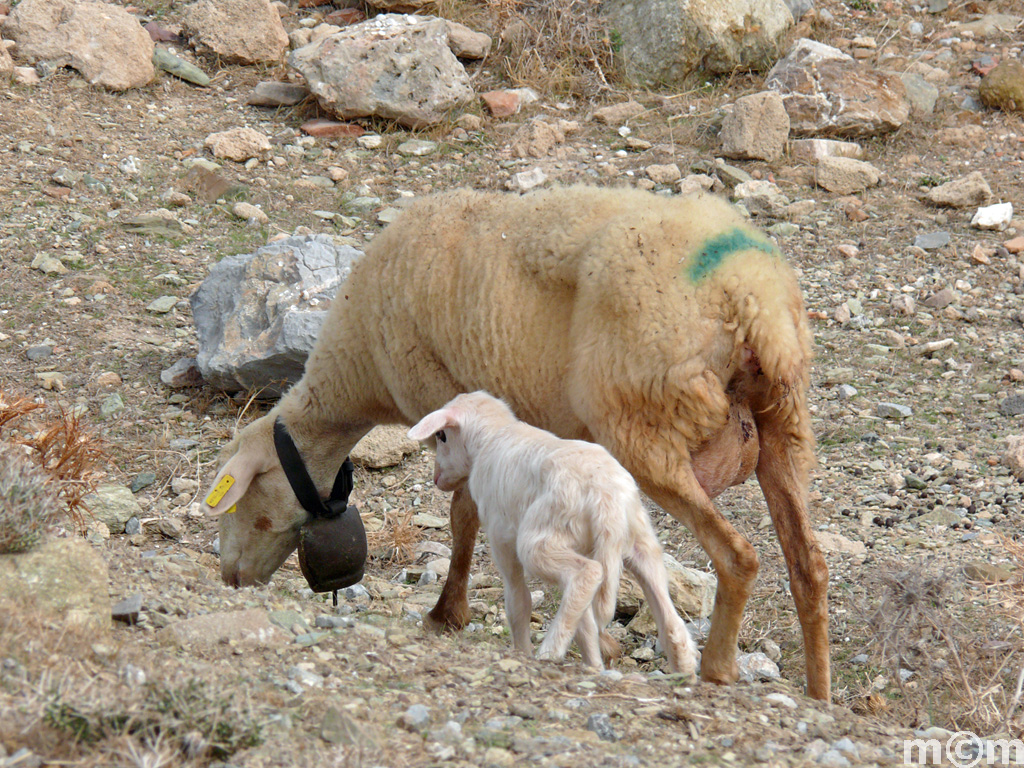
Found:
[590,491,627,636]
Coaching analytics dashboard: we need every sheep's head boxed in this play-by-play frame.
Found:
[408,391,515,492]
[201,413,308,587]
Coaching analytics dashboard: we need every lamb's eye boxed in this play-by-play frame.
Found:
[436,430,447,443]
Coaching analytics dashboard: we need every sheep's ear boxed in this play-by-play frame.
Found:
[201,443,275,517]
[408,409,458,442]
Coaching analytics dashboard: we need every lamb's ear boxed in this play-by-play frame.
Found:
[408,409,458,442]
[201,441,276,517]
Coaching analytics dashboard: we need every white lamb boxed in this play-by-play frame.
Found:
[408,390,697,672]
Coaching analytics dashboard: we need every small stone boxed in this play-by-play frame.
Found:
[876,402,912,419]
[1003,435,1024,480]
[131,473,157,493]
[481,90,520,117]
[152,48,210,86]
[300,119,365,138]
[112,594,143,624]
[397,139,437,157]
[26,345,52,361]
[924,288,955,309]
[972,202,1013,230]
[905,474,928,490]
[979,60,1024,113]
[399,704,431,732]
[357,134,383,150]
[100,393,125,419]
[31,254,67,275]
[963,561,1015,582]
[926,172,991,208]
[161,358,204,388]
[593,101,645,125]
[512,167,547,192]
[247,81,310,107]
[737,652,780,682]
[205,127,272,162]
[815,157,881,194]
[586,713,618,742]
[998,395,1024,417]
[645,164,681,184]
[232,202,269,224]
[914,231,950,250]
[147,296,179,314]
[765,692,797,708]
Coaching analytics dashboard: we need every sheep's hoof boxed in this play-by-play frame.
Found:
[424,601,470,634]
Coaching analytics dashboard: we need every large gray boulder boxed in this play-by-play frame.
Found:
[766,38,910,137]
[600,0,793,87]
[190,235,362,396]
[289,14,474,128]
[2,0,154,90]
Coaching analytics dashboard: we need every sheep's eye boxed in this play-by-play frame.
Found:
[436,430,447,443]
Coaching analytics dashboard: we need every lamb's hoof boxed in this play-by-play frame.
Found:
[599,631,621,665]
[700,659,740,686]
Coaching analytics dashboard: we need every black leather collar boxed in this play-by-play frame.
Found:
[273,417,353,519]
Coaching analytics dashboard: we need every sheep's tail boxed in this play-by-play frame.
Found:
[590,493,626,634]
[721,248,815,464]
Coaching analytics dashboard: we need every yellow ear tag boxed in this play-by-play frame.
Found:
[205,474,235,508]
[224,504,237,514]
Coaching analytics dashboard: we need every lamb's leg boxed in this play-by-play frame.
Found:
[636,471,757,687]
[624,529,698,675]
[531,547,603,663]
[490,540,533,654]
[755,416,830,701]
[425,485,479,632]
[572,606,603,669]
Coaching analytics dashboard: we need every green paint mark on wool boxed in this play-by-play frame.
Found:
[687,228,778,282]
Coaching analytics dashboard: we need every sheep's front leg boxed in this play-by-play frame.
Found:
[489,539,533,654]
[639,472,758,687]
[425,485,479,632]
[755,417,830,701]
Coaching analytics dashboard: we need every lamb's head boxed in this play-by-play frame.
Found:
[201,413,308,587]
[408,391,516,492]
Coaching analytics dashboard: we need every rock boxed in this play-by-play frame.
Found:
[767,38,909,137]
[963,561,1015,583]
[181,0,289,64]
[972,202,1013,230]
[510,119,576,158]
[586,713,618,742]
[814,531,867,559]
[300,119,364,138]
[156,608,289,648]
[321,707,379,748]
[899,72,939,116]
[445,20,490,59]
[350,425,420,468]
[14,66,42,85]
[876,402,912,419]
[979,60,1024,113]
[162,358,203,390]
[914,231,950,250]
[232,202,269,224]
[593,100,645,125]
[31,254,66,275]
[0,538,110,631]
[100,393,124,419]
[83,484,143,534]
[247,81,310,107]
[1003,435,1024,480]
[815,157,880,194]
[624,555,716,630]
[999,396,1024,417]
[397,139,436,156]
[190,234,362,395]
[289,14,474,129]
[399,704,431,732]
[111,594,143,625]
[204,127,272,162]
[511,167,547,192]
[3,0,154,89]
[152,47,210,86]
[645,163,681,184]
[737,651,780,682]
[917,508,960,527]
[601,0,793,86]
[720,91,789,162]
[481,90,520,118]
[959,13,1022,37]
[0,41,14,76]
[926,172,992,208]
[147,296,179,314]
[365,0,434,11]
[733,179,790,217]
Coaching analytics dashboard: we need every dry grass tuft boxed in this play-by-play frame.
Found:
[366,508,422,565]
[855,551,1024,736]
[0,390,106,525]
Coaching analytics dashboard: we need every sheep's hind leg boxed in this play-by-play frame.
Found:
[490,540,533,654]
[425,485,479,633]
[755,413,830,701]
[632,469,758,687]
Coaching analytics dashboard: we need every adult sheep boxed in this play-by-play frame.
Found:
[201,185,830,700]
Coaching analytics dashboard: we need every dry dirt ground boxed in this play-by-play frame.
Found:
[1,0,1024,765]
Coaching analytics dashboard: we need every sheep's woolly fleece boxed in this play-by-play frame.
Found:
[310,184,812,466]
